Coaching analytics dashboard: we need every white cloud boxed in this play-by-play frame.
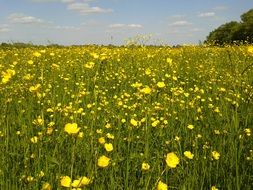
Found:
[198,12,216,17]
[0,24,10,32]
[128,24,142,28]
[109,23,143,29]
[67,2,113,14]
[28,0,113,14]
[7,13,51,24]
[169,20,192,27]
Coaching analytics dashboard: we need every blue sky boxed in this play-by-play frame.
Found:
[0,0,252,45]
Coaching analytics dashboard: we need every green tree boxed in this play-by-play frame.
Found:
[241,9,253,43]
[205,9,253,44]
[205,21,239,45]
[241,9,253,23]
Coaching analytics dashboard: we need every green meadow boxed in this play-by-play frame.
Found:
[0,45,253,190]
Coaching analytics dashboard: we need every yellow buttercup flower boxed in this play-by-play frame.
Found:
[184,151,194,159]
[60,176,71,187]
[97,155,110,168]
[64,123,80,135]
[248,46,253,55]
[29,84,41,93]
[166,152,180,168]
[106,133,115,139]
[71,179,81,188]
[140,86,152,94]
[151,120,160,127]
[98,137,106,144]
[33,51,41,57]
[166,58,173,65]
[90,52,99,59]
[131,82,142,88]
[104,143,113,152]
[2,75,11,84]
[187,124,194,130]
[23,73,33,80]
[46,127,54,135]
[145,68,152,75]
[244,128,251,136]
[7,69,16,76]
[38,170,45,178]
[172,76,178,81]
[141,162,150,171]
[84,61,95,69]
[214,107,220,113]
[211,151,220,160]
[130,119,138,127]
[1,69,16,84]
[32,116,44,126]
[157,180,168,190]
[79,176,91,186]
[26,176,34,182]
[41,182,52,190]
[157,81,166,88]
[72,176,91,188]
[211,186,219,190]
[105,123,112,129]
[30,136,38,144]
[27,60,34,65]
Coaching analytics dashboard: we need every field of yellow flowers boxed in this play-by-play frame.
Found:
[0,45,253,190]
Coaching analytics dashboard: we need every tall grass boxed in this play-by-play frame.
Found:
[0,45,252,190]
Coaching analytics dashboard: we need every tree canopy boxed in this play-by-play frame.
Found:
[205,9,253,45]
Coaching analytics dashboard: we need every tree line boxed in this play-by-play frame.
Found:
[205,9,253,45]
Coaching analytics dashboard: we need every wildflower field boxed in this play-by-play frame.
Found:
[0,45,253,190]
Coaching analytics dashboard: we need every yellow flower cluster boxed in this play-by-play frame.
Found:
[60,175,91,188]
[1,69,15,84]
[0,45,252,189]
